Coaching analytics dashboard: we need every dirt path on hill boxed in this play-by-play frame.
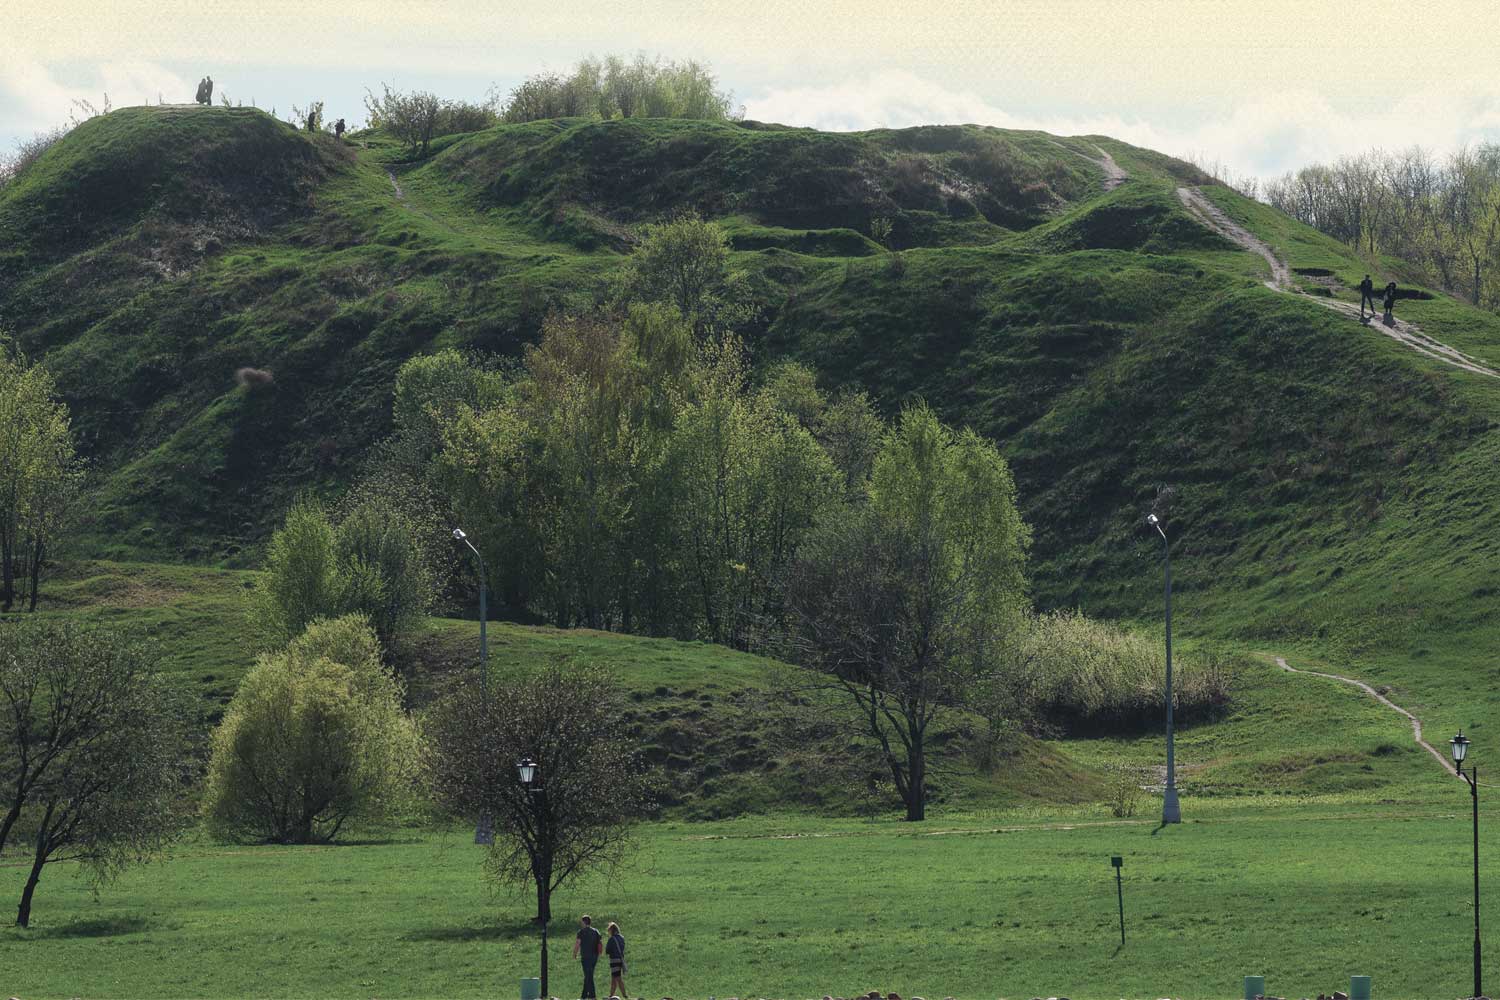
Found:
[1050,140,1128,192]
[1177,185,1500,379]
[1274,656,1456,776]
[387,170,405,199]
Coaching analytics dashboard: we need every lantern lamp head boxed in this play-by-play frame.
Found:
[517,757,538,786]
[1451,731,1471,767]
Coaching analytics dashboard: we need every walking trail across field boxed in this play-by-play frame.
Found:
[1273,657,1457,776]
[1176,184,1500,379]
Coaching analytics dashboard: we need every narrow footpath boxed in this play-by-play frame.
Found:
[1274,656,1456,777]
[1177,185,1500,379]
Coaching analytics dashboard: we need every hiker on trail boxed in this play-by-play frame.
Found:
[605,922,627,999]
[574,914,603,999]
[334,118,346,140]
[1359,274,1376,320]
[203,76,214,105]
[1384,281,1398,325]
[195,78,207,104]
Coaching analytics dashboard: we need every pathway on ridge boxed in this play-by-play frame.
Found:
[1177,185,1500,379]
[1274,656,1456,777]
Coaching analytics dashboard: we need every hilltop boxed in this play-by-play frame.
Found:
[5,104,1500,694]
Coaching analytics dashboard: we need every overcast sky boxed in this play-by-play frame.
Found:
[7,0,1500,180]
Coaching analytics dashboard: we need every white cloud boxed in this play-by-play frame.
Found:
[744,71,1500,181]
[0,50,191,141]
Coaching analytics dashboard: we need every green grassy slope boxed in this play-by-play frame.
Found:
[6,106,1500,709]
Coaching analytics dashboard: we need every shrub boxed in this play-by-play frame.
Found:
[202,615,419,843]
[1008,611,1233,732]
[501,54,740,124]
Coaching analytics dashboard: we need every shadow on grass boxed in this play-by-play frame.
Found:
[30,915,151,938]
[405,919,541,943]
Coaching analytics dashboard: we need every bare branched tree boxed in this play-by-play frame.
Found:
[426,665,657,922]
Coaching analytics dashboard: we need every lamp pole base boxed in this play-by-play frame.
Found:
[1162,785,1181,824]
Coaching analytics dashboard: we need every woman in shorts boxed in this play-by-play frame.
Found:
[605,921,627,998]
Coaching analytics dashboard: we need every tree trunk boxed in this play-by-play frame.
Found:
[1,530,13,613]
[16,845,44,927]
[535,877,551,923]
[902,743,926,822]
[27,538,42,612]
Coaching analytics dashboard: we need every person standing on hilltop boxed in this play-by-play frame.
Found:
[1359,274,1376,321]
[204,76,214,105]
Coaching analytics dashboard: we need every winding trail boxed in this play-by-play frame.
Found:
[1177,184,1500,379]
[1274,657,1456,777]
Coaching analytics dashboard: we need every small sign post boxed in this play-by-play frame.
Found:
[1111,855,1125,946]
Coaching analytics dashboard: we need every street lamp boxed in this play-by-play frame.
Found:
[453,528,494,846]
[1147,513,1181,825]
[519,758,549,997]
[1451,731,1480,1000]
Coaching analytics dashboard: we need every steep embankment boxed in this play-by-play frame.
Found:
[6,107,1500,677]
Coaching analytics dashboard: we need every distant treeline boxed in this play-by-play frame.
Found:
[1261,145,1500,310]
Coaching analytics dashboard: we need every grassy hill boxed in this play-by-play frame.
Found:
[6,105,1500,737]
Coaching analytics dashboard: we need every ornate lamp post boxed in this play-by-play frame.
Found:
[519,757,548,997]
[1452,731,1480,1000]
[1147,513,1181,824]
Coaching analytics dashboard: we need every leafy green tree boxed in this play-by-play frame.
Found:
[203,615,420,844]
[621,216,749,336]
[254,498,343,641]
[0,620,194,926]
[0,349,81,612]
[254,498,433,651]
[783,403,1030,820]
[426,664,657,923]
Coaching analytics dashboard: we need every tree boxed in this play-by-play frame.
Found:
[253,497,433,651]
[620,216,748,336]
[0,348,81,613]
[425,664,656,923]
[364,84,443,157]
[0,620,193,927]
[202,615,419,844]
[782,403,1030,820]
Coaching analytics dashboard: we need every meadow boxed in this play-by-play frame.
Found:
[2,798,1487,1000]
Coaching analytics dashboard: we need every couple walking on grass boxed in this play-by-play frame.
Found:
[573,914,629,1000]
[1359,274,1400,325]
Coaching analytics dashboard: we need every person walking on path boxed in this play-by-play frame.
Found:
[605,921,627,998]
[1360,274,1376,320]
[574,914,604,999]
[1384,281,1398,325]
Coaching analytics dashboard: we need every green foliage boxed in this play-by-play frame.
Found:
[1007,610,1232,732]
[364,84,502,157]
[254,498,432,650]
[0,348,82,612]
[783,404,1031,820]
[619,215,751,335]
[425,664,657,920]
[202,615,419,844]
[0,619,193,926]
[435,312,839,642]
[501,54,739,124]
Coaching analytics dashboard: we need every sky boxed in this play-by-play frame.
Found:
[7,0,1500,180]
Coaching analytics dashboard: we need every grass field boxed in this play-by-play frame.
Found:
[2,798,1490,1000]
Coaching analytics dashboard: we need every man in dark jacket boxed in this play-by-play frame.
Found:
[1359,274,1376,320]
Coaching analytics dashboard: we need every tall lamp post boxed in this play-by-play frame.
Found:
[1452,731,1480,1000]
[453,528,494,845]
[1147,514,1181,825]
[519,758,548,997]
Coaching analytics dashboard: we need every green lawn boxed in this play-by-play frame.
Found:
[1,797,1488,1000]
